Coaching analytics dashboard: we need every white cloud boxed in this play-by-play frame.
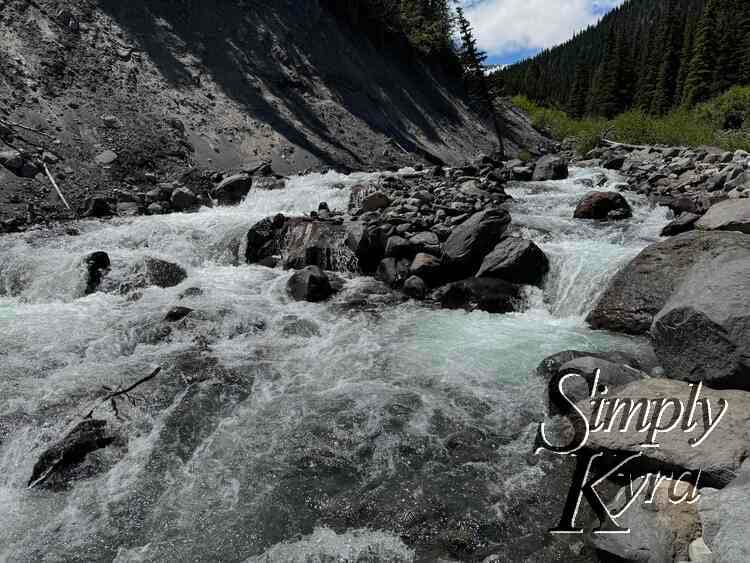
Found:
[462,0,625,58]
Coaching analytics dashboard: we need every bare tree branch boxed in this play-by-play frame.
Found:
[84,367,162,420]
[0,118,55,140]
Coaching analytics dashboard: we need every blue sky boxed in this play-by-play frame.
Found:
[461,0,626,66]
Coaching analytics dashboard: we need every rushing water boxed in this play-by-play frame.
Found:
[0,167,668,562]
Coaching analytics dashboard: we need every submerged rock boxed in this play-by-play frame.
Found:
[287,266,335,302]
[28,419,115,489]
[436,277,523,314]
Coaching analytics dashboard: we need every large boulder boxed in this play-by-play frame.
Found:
[212,173,252,205]
[592,478,701,563]
[287,266,335,302]
[587,231,750,335]
[650,248,750,389]
[696,198,750,234]
[573,191,632,221]
[124,257,187,290]
[476,237,549,286]
[245,214,286,264]
[170,187,198,212]
[435,277,523,314]
[700,459,750,562]
[532,155,568,181]
[409,253,443,287]
[443,209,511,278]
[578,378,750,487]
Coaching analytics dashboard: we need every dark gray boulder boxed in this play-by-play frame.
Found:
[443,209,511,278]
[124,257,188,291]
[375,257,410,289]
[403,275,427,299]
[410,253,443,287]
[476,238,549,286]
[212,173,252,205]
[532,155,568,181]
[83,251,111,295]
[573,191,632,221]
[287,266,335,302]
[588,231,750,335]
[170,187,198,211]
[436,277,523,314]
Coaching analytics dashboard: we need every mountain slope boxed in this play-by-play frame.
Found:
[0,0,497,225]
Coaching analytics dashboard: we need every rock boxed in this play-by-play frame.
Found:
[688,537,713,563]
[579,378,750,487]
[100,114,120,129]
[602,155,626,170]
[253,176,286,191]
[212,173,252,205]
[245,214,286,264]
[592,478,701,563]
[650,247,750,389]
[375,257,410,289]
[660,212,700,236]
[436,278,523,314]
[287,266,334,302]
[408,231,440,254]
[284,219,359,271]
[410,253,443,286]
[83,251,110,295]
[403,276,427,299]
[360,192,391,212]
[588,231,750,335]
[573,191,632,221]
[444,209,511,278]
[696,199,750,234]
[476,238,549,286]
[28,420,114,489]
[147,203,165,215]
[510,166,534,181]
[699,459,750,562]
[0,149,24,173]
[94,150,118,166]
[532,155,568,181]
[82,197,114,218]
[116,201,141,216]
[384,235,414,259]
[170,187,198,211]
[164,306,193,322]
[126,257,188,290]
[552,356,646,410]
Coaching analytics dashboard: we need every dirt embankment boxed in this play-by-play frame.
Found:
[0,0,498,228]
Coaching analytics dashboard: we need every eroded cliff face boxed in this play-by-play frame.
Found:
[0,0,497,223]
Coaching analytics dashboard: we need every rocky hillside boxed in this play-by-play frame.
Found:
[0,0,498,227]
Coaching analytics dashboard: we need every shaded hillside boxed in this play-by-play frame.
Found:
[0,0,497,224]
[497,0,750,117]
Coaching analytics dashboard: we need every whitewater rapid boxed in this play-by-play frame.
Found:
[0,167,668,562]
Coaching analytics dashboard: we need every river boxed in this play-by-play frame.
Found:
[0,166,668,562]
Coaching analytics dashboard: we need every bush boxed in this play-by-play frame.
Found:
[511,90,750,154]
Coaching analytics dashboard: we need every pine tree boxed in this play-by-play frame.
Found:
[651,0,682,114]
[568,64,590,118]
[738,4,750,84]
[683,0,720,106]
[593,27,625,117]
[455,6,487,79]
[675,14,697,103]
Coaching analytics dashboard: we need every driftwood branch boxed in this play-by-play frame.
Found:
[84,367,162,420]
[42,162,73,213]
[0,118,55,140]
[601,138,653,151]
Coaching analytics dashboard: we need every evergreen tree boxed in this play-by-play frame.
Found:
[683,0,720,106]
[675,14,698,103]
[593,27,625,117]
[568,64,590,118]
[455,6,487,79]
[651,0,682,114]
[737,3,750,84]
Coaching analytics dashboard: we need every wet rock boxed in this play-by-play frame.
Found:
[602,155,626,170]
[588,231,750,335]
[253,176,286,191]
[660,212,700,236]
[164,306,193,322]
[384,235,414,259]
[281,316,320,337]
[125,257,188,291]
[147,203,165,215]
[28,419,115,489]
[170,187,198,211]
[410,253,443,286]
[443,209,511,278]
[579,378,750,487]
[436,277,523,314]
[245,214,285,264]
[696,198,750,234]
[592,478,701,563]
[408,231,440,255]
[212,173,252,205]
[83,251,110,295]
[287,266,335,302]
[573,191,632,221]
[375,257,410,289]
[81,196,114,218]
[403,275,427,299]
[476,238,549,286]
[510,166,534,181]
[532,155,568,181]
[284,219,359,271]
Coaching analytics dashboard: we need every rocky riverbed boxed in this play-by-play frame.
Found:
[1,143,749,561]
